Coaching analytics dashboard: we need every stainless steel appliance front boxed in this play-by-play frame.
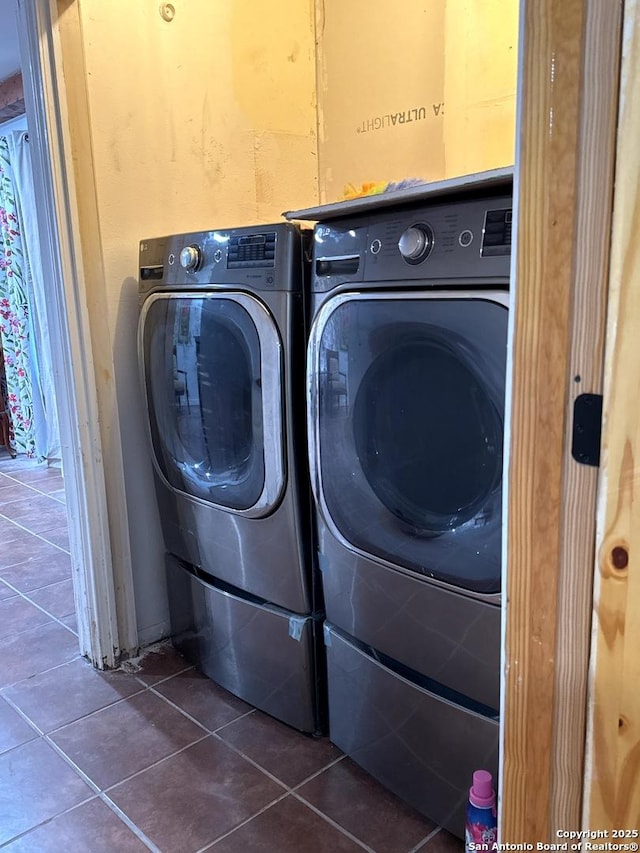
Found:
[305,182,512,832]
[138,223,323,732]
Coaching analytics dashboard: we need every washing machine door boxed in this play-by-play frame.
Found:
[140,291,284,517]
[308,290,508,594]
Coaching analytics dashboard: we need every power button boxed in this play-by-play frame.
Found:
[458,230,474,248]
[370,239,382,255]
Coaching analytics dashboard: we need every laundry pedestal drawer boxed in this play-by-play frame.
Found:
[166,555,322,733]
[324,623,499,837]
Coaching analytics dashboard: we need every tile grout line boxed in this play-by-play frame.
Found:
[0,692,160,853]
[140,670,368,843]
[12,687,150,735]
[144,680,257,737]
[5,684,210,848]
[0,793,99,850]
[0,659,86,705]
[0,492,68,518]
[0,486,71,556]
[190,735,360,850]
[290,791,377,852]
[0,573,74,599]
[0,466,63,489]
[126,663,194,687]
[288,752,347,791]
[101,732,212,795]
[7,694,214,805]
[409,825,446,852]
[207,730,292,792]
[196,791,293,852]
[122,676,355,807]
[0,519,71,560]
[0,480,66,506]
[0,578,78,637]
[0,647,83,692]
[96,793,162,853]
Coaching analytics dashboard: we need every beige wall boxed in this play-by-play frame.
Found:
[443,0,519,178]
[57,0,318,642]
[55,0,516,645]
[315,0,518,203]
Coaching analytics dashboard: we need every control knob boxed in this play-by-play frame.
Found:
[398,224,434,263]
[179,245,202,272]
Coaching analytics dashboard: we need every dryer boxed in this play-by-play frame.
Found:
[138,222,323,733]
[302,179,511,833]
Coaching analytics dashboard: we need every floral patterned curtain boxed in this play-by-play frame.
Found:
[0,136,35,456]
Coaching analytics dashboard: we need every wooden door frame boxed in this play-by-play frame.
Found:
[501,0,622,838]
[16,0,138,667]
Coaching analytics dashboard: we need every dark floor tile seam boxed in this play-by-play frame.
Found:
[129,663,195,689]
[0,588,80,646]
[61,618,78,636]
[0,699,105,796]
[0,500,66,524]
[99,732,212,795]
[1,572,73,600]
[0,691,144,775]
[289,791,376,853]
[0,482,65,506]
[145,681,255,736]
[0,732,162,853]
[36,533,71,554]
[409,826,448,852]
[0,469,63,488]
[0,524,72,561]
[0,579,16,598]
[12,683,149,734]
[0,515,36,539]
[0,695,49,747]
[0,578,76,633]
[42,720,189,800]
[95,792,161,853]
[0,651,83,694]
[201,717,347,794]
[287,752,347,793]
[205,705,258,730]
[0,793,99,851]
[195,790,293,853]
[0,552,45,572]
[205,729,292,793]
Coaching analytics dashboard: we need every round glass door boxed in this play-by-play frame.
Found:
[140,292,284,516]
[310,293,508,593]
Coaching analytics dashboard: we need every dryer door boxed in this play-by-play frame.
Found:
[308,291,508,594]
[140,291,284,517]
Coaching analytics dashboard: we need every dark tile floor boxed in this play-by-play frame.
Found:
[0,454,464,852]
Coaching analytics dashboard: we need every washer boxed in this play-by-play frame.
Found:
[304,180,511,833]
[138,222,323,733]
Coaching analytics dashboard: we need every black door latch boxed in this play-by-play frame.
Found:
[571,393,603,467]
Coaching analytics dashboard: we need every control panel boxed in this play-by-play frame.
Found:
[138,223,305,299]
[312,193,512,291]
[227,232,276,269]
[481,209,512,257]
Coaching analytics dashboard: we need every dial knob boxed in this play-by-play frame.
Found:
[398,224,433,263]
[179,245,202,272]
